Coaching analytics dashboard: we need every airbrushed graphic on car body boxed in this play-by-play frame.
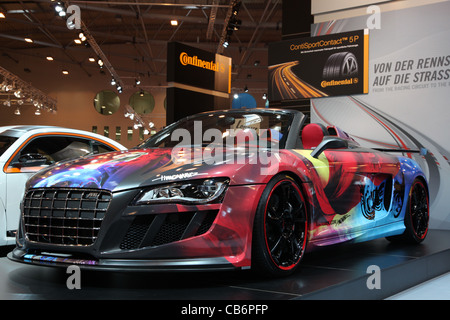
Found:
[9,109,429,276]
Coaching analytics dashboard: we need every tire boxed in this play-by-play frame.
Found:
[386,178,429,244]
[252,174,308,277]
[322,52,359,79]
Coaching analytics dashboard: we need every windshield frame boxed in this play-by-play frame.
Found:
[136,109,304,150]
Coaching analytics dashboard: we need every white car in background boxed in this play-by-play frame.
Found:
[0,125,127,246]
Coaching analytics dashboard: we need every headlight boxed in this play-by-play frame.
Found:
[134,178,229,204]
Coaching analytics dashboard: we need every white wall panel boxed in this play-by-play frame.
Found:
[312,0,394,15]
[312,0,448,23]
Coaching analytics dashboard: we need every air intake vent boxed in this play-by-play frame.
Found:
[120,210,218,250]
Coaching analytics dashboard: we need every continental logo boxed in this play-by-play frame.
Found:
[321,78,358,88]
[179,52,225,73]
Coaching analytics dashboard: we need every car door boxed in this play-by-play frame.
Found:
[324,148,380,233]
[4,134,117,233]
[318,146,402,236]
[300,146,384,244]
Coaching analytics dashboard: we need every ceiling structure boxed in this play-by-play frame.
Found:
[0,0,283,101]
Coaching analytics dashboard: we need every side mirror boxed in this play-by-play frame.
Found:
[310,137,348,158]
[17,153,48,167]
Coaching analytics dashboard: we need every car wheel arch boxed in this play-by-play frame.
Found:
[414,175,429,194]
[274,170,313,227]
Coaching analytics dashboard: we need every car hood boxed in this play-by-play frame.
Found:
[27,148,277,192]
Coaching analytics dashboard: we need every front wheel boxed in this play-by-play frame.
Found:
[387,178,429,244]
[252,175,308,277]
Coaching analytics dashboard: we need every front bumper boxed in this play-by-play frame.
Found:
[8,184,265,271]
[7,249,237,272]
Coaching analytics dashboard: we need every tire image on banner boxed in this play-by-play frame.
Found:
[323,52,359,80]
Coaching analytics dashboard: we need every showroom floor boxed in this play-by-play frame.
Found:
[0,229,449,300]
[387,271,450,300]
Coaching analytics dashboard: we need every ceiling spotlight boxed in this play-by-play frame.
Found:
[66,20,74,29]
[46,56,54,61]
[170,20,178,26]
[35,108,41,116]
[0,12,6,19]
[88,57,95,62]
[55,1,67,17]
[78,32,86,42]
[14,108,21,116]
[14,89,22,98]
[244,85,248,92]
[111,78,116,86]
[232,1,241,16]
[223,33,231,48]
[74,39,82,44]
[62,70,69,75]
[135,78,141,85]
[24,37,33,43]
[228,18,241,31]
[97,59,104,68]
[262,93,267,100]
[54,3,64,13]
[233,93,239,99]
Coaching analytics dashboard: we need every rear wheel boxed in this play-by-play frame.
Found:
[252,175,308,277]
[387,178,429,244]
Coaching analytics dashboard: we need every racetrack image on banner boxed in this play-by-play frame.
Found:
[310,2,450,230]
[268,29,369,101]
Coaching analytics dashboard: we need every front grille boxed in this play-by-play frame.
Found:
[120,210,218,250]
[23,188,112,246]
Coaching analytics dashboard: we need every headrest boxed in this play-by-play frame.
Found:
[302,123,328,149]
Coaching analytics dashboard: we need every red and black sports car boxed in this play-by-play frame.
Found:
[8,108,429,277]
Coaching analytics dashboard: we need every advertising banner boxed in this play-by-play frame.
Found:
[166,42,232,124]
[310,2,450,230]
[167,42,231,95]
[268,29,369,101]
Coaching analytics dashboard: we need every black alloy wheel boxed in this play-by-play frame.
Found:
[407,179,429,241]
[387,178,429,244]
[252,174,308,277]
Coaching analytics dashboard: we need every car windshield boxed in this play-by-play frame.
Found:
[138,110,293,149]
[0,135,18,157]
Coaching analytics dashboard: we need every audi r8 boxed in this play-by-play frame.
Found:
[8,109,429,277]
